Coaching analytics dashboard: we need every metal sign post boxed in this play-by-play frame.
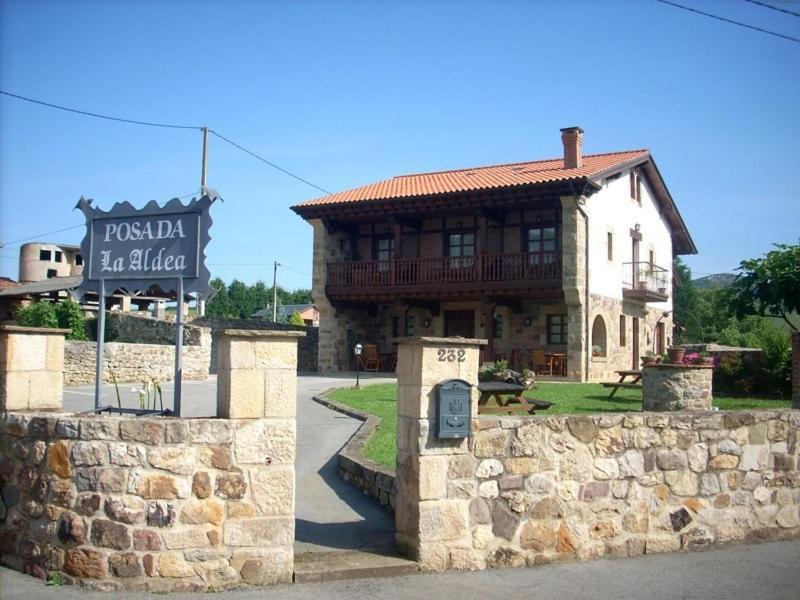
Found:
[93,278,106,410]
[174,277,184,417]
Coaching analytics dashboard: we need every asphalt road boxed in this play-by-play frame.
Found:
[63,373,398,554]
[2,539,798,599]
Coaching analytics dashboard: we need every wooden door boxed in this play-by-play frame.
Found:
[632,317,640,369]
[444,310,475,338]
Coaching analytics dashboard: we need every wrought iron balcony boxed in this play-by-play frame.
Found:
[326,252,561,301]
[622,261,669,302]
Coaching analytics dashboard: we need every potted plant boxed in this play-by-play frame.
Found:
[667,347,686,364]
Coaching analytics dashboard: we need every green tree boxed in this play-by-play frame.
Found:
[16,300,58,329]
[672,257,704,343]
[730,242,800,332]
[288,311,306,326]
[206,277,233,317]
[55,298,88,340]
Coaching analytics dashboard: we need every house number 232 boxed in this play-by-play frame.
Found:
[437,348,465,362]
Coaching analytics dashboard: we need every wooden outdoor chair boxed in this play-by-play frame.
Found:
[361,344,381,372]
[533,350,551,376]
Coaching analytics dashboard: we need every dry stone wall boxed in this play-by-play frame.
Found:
[643,364,713,411]
[424,410,800,571]
[64,339,210,385]
[0,412,295,591]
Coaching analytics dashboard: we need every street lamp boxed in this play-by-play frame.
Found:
[354,343,363,388]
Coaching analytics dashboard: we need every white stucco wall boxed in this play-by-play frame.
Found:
[583,169,672,314]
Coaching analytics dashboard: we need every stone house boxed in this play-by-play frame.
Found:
[291,127,696,380]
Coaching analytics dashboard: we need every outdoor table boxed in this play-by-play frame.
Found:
[601,369,643,398]
[477,382,553,415]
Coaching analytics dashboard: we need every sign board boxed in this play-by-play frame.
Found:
[75,194,218,297]
[74,192,220,416]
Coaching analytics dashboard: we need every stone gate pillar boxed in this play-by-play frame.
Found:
[0,325,71,411]
[394,336,486,571]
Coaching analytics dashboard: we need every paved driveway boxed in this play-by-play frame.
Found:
[63,373,397,554]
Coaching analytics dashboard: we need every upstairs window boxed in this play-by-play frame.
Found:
[526,226,557,266]
[54,251,63,263]
[630,170,642,204]
[375,237,394,272]
[447,232,475,268]
[75,255,84,266]
[39,249,51,261]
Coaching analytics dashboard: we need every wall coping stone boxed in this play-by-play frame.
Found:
[644,363,713,370]
[0,325,72,335]
[219,329,306,339]
[392,336,488,346]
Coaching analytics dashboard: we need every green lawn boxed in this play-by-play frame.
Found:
[328,382,792,469]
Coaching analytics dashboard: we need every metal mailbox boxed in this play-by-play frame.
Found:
[436,378,472,439]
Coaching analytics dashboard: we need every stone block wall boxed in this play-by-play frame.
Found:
[107,312,207,346]
[643,364,713,411]
[0,412,295,591]
[64,339,211,386]
[423,410,799,572]
[1,325,70,411]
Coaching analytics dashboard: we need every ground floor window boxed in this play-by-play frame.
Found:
[620,315,626,346]
[547,314,567,344]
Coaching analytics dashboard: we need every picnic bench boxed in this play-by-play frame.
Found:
[601,370,643,398]
[477,382,553,415]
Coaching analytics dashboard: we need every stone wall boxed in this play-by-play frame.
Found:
[64,339,211,386]
[106,312,206,346]
[192,317,318,374]
[427,410,799,571]
[0,412,296,591]
[643,364,713,411]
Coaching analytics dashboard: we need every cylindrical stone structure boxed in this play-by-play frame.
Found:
[394,336,486,571]
[642,364,714,411]
[0,325,71,411]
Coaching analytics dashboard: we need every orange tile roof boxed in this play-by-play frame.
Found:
[297,149,649,207]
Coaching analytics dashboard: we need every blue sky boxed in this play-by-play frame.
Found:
[1,0,798,291]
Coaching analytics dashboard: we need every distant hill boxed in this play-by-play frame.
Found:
[693,273,736,290]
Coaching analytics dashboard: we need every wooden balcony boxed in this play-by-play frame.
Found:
[326,252,562,302]
[622,261,669,302]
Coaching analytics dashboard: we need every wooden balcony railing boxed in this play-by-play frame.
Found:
[327,252,561,289]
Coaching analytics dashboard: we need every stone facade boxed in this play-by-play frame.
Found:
[106,312,207,346]
[0,413,295,591]
[64,339,211,386]
[1,325,70,411]
[643,364,713,411]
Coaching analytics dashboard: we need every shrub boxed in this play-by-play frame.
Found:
[55,298,88,340]
[288,311,306,326]
[16,300,58,328]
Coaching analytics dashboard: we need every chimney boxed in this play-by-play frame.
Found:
[560,126,584,169]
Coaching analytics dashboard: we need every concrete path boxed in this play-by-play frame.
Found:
[2,539,799,599]
[62,373,398,554]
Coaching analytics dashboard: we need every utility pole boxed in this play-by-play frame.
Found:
[201,126,209,195]
[272,261,281,322]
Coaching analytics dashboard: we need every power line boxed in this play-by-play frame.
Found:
[0,90,202,130]
[743,0,800,18]
[655,0,800,44]
[1,224,84,247]
[209,129,332,195]
[1,90,333,194]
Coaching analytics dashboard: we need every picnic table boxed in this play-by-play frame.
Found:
[601,370,643,398]
[477,382,553,415]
